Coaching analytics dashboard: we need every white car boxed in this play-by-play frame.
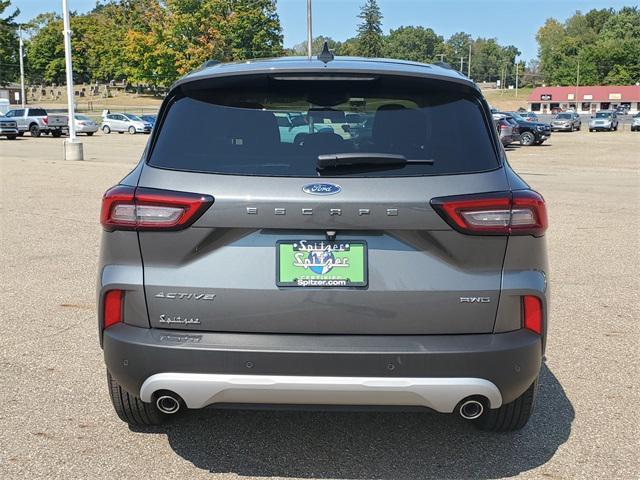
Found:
[632,113,640,132]
[74,114,99,136]
[101,113,152,134]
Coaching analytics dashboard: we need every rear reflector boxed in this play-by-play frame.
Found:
[103,290,123,330]
[523,295,543,335]
[430,190,548,236]
[100,186,214,231]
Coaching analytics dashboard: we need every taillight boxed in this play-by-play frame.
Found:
[100,186,214,231]
[103,290,123,330]
[430,190,548,236]
[43,116,48,125]
[523,295,543,335]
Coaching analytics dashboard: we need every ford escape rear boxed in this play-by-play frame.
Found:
[98,56,548,432]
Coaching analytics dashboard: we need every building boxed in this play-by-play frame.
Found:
[0,83,23,105]
[527,85,640,114]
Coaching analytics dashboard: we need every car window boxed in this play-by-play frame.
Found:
[595,112,611,118]
[125,114,142,122]
[557,113,571,119]
[275,115,291,127]
[75,114,91,121]
[29,109,47,116]
[149,78,499,178]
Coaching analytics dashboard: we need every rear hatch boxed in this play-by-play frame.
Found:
[137,71,509,334]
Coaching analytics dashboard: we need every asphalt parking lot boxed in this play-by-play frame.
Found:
[1,130,638,479]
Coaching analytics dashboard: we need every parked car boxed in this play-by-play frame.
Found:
[140,115,157,127]
[589,111,618,132]
[615,105,629,115]
[551,106,563,114]
[0,113,18,139]
[631,113,640,132]
[551,112,581,132]
[275,112,333,143]
[4,107,68,137]
[518,112,539,122]
[493,113,520,145]
[98,56,548,432]
[493,114,516,146]
[101,113,152,134]
[506,112,552,146]
[74,114,99,136]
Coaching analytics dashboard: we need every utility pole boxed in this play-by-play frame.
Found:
[18,26,25,108]
[575,57,580,111]
[62,0,83,160]
[306,0,313,59]
[515,62,519,98]
[460,56,464,72]
[467,43,471,78]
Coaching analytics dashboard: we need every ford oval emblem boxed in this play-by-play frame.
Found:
[302,183,342,195]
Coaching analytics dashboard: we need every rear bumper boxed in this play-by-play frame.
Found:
[140,373,502,412]
[103,324,542,410]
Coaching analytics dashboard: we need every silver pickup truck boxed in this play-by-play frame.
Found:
[3,107,68,137]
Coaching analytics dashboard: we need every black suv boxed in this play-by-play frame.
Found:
[505,112,552,146]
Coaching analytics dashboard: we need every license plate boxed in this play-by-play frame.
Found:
[276,240,368,287]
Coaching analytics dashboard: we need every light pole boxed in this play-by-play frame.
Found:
[18,26,25,108]
[575,57,580,112]
[306,0,312,59]
[62,0,83,160]
[515,61,519,98]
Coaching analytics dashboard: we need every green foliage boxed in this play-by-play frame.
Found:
[356,0,383,57]
[537,7,640,85]
[23,0,283,87]
[0,0,19,85]
[384,26,444,63]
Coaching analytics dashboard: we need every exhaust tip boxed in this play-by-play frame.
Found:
[458,399,484,420]
[156,394,181,414]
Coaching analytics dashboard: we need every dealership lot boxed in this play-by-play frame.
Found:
[1,131,638,478]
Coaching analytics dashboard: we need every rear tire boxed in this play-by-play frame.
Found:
[474,378,538,432]
[30,124,41,137]
[52,130,62,138]
[107,371,166,426]
[6,134,17,140]
[102,125,111,134]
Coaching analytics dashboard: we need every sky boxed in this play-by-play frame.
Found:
[10,0,634,61]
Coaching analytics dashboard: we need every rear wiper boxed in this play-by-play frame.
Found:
[316,153,434,170]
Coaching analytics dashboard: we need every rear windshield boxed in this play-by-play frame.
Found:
[30,109,47,116]
[596,112,612,118]
[149,77,499,177]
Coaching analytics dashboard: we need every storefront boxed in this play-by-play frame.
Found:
[528,86,640,114]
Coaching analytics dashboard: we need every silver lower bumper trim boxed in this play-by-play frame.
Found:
[139,373,502,412]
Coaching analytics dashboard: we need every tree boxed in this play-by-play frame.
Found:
[0,0,19,85]
[291,35,341,55]
[384,26,444,63]
[536,7,640,85]
[356,0,383,57]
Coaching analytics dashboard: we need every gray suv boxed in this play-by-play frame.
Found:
[98,56,549,432]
